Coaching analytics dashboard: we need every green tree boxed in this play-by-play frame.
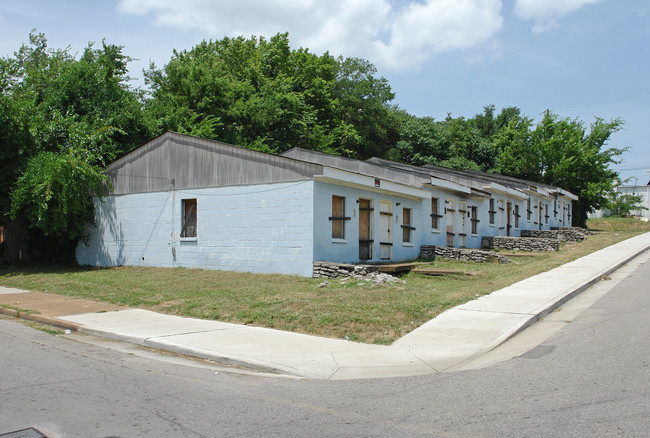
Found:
[497,110,625,226]
[144,33,396,157]
[1,32,149,260]
[334,57,398,158]
[390,110,451,164]
[605,193,647,217]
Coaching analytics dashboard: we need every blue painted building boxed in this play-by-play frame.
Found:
[77,132,578,277]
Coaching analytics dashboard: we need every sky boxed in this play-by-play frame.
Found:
[1,0,649,186]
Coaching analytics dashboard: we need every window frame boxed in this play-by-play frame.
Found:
[401,207,415,244]
[470,206,479,235]
[514,204,520,229]
[488,199,496,225]
[181,198,198,239]
[431,197,442,231]
[330,195,350,240]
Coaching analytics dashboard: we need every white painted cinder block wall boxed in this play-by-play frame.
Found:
[313,181,425,264]
[76,181,315,276]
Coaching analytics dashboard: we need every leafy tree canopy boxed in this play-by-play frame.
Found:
[605,193,647,217]
[144,33,397,158]
[1,32,152,258]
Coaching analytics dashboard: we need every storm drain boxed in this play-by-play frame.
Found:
[0,428,47,438]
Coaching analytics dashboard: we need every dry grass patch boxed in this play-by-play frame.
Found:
[0,220,647,344]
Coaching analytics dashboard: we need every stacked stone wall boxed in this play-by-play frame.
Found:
[419,246,437,260]
[521,229,587,242]
[420,246,510,264]
[482,236,560,252]
[312,262,378,279]
[550,226,593,241]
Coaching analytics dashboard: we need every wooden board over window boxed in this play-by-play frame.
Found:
[431,198,442,229]
[402,207,414,243]
[331,195,347,239]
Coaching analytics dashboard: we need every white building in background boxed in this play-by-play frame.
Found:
[617,183,650,219]
[590,182,650,220]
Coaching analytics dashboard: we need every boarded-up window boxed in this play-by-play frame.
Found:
[402,207,415,243]
[489,199,496,225]
[514,204,520,228]
[431,198,441,230]
[181,199,197,238]
[330,195,347,239]
[470,206,479,235]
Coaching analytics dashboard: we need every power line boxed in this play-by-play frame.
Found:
[613,166,649,171]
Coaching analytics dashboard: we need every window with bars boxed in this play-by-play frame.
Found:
[402,207,415,243]
[330,195,349,239]
[431,197,442,230]
[181,199,197,238]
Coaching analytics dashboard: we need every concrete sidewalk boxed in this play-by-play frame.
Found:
[2,232,650,380]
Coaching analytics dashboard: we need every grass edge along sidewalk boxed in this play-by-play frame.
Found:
[1,218,649,344]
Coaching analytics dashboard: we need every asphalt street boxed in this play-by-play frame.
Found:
[1,254,649,437]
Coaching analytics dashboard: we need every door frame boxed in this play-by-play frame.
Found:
[379,200,393,260]
[358,198,373,260]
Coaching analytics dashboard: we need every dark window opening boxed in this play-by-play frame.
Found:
[181,199,197,238]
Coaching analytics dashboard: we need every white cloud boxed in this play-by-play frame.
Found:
[374,0,503,71]
[116,0,504,72]
[514,0,602,34]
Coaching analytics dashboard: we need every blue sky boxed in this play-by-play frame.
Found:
[1,0,648,185]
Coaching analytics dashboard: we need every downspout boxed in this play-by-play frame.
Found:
[170,178,177,264]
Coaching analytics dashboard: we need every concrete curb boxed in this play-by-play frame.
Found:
[508,244,650,337]
[74,325,307,377]
[0,307,82,332]
[448,243,650,371]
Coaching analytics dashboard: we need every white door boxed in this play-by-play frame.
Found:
[446,199,455,247]
[458,201,467,247]
[379,201,393,260]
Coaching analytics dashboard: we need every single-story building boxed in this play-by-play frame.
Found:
[77,132,578,276]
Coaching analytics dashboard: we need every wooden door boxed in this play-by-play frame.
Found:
[359,198,373,260]
[506,202,512,236]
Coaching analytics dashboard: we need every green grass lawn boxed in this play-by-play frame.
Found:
[1,218,648,344]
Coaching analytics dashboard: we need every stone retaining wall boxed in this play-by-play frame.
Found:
[550,226,593,241]
[481,236,560,252]
[312,262,378,279]
[420,246,511,264]
[522,228,587,242]
[419,246,437,260]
